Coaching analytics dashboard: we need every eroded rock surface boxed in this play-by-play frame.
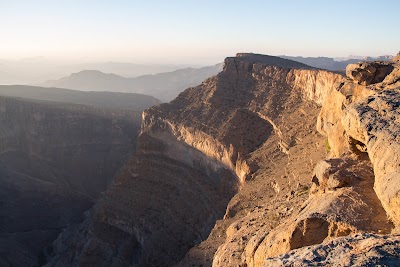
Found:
[245,157,392,266]
[263,233,400,267]
[393,52,400,62]
[0,96,142,267]
[48,53,400,267]
[258,57,400,266]
[47,54,345,267]
[318,59,400,227]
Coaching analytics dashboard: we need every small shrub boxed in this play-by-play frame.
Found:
[325,138,331,152]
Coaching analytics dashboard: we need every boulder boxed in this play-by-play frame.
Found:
[346,62,394,85]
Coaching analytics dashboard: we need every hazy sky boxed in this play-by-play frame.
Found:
[1,0,399,64]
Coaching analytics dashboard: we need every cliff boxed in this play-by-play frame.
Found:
[0,96,141,196]
[47,53,345,266]
[47,53,400,266]
[258,58,400,267]
[0,96,143,267]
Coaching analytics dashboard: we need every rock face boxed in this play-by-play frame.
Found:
[394,52,400,62]
[0,95,143,267]
[0,96,141,196]
[245,157,392,267]
[263,233,400,267]
[256,57,400,265]
[48,53,400,267]
[47,53,344,266]
[318,59,400,226]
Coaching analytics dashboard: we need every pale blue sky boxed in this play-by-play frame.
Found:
[1,0,399,64]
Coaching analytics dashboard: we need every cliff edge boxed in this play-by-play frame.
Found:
[47,53,400,267]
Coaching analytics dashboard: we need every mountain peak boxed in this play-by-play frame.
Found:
[70,69,120,78]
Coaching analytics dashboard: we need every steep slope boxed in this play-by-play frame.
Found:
[41,64,223,102]
[255,58,400,267]
[0,96,141,196]
[0,90,153,266]
[47,53,400,267]
[47,53,344,266]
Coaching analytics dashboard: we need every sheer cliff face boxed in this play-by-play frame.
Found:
[318,60,400,226]
[0,97,140,196]
[256,59,400,267]
[0,96,141,267]
[48,54,344,267]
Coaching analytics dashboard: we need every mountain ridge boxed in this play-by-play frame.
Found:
[45,53,344,266]
[280,54,394,71]
[41,63,223,102]
[0,85,161,111]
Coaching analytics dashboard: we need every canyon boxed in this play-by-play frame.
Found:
[45,52,400,267]
[5,52,400,266]
[0,88,158,267]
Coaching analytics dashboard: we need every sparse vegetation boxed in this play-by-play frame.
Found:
[325,138,331,152]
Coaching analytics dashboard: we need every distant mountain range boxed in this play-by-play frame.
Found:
[41,63,223,102]
[280,55,394,71]
[0,59,200,85]
[0,85,160,111]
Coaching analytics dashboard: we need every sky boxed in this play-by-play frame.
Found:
[1,0,399,64]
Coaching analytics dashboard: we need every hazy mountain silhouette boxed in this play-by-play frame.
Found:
[0,85,161,111]
[0,59,199,85]
[280,55,394,71]
[41,63,223,102]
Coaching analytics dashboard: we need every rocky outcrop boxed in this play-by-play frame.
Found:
[47,53,400,267]
[48,54,345,267]
[254,58,400,266]
[342,89,400,226]
[0,96,142,267]
[263,233,400,267]
[394,52,400,62]
[317,59,400,227]
[345,62,394,85]
[243,157,392,266]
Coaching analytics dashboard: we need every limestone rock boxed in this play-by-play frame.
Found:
[394,52,400,62]
[242,158,391,267]
[346,62,394,85]
[342,89,400,226]
[311,158,362,192]
[0,95,141,267]
[47,53,400,267]
[317,58,400,228]
[263,233,400,267]
[318,60,400,157]
[48,54,344,267]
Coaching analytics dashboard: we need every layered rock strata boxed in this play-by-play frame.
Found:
[48,54,343,266]
[48,53,400,267]
[244,58,400,266]
[0,96,142,267]
[318,59,400,226]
